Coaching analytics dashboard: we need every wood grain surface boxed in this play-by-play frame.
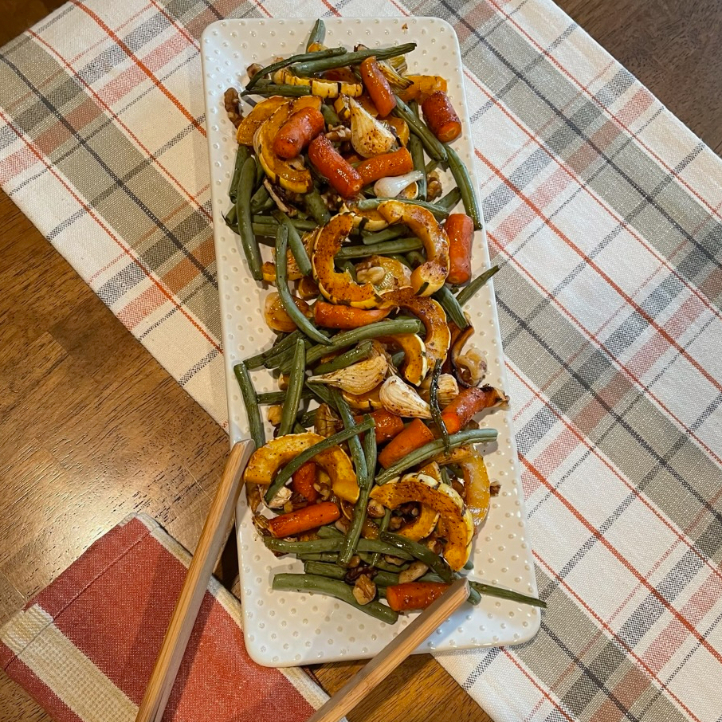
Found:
[1,1,720,720]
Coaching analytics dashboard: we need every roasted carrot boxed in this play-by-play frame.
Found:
[360,56,396,117]
[385,581,450,611]
[268,500,340,538]
[378,418,435,469]
[422,90,462,143]
[314,301,391,329]
[291,461,319,502]
[356,147,414,186]
[445,213,474,285]
[353,409,405,444]
[273,107,326,159]
[441,385,508,434]
[308,134,364,198]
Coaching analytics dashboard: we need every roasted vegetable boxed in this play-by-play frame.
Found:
[314,301,390,329]
[356,147,414,187]
[374,170,423,199]
[236,96,288,145]
[264,292,311,332]
[311,213,379,308]
[377,418,435,469]
[378,200,450,296]
[273,66,364,98]
[445,213,474,285]
[291,461,319,502]
[441,385,509,434]
[397,75,448,103]
[379,376,431,418]
[422,90,462,143]
[310,351,388,395]
[356,255,412,293]
[308,134,364,198]
[359,56,397,117]
[349,97,397,158]
[352,409,405,444]
[386,581,449,611]
[268,501,341,538]
[459,451,491,530]
[273,106,326,159]
[376,333,427,386]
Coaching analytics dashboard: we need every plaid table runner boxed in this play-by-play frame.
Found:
[1,1,721,721]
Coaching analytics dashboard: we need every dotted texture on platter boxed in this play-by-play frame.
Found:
[201,17,540,667]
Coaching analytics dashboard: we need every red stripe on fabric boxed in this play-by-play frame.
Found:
[0,107,222,353]
[70,0,206,136]
[533,554,702,722]
[251,0,272,18]
[485,0,722,224]
[508,363,722,585]
[149,0,200,51]
[520,455,722,667]
[26,30,213,224]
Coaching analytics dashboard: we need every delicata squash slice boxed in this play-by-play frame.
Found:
[312,214,380,308]
[370,473,474,570]
[378,333,427,386]
[377,200,450,296]
[244,432,360,503]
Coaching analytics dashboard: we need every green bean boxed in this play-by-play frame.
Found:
[242,83,312,98]
[320,102,340,127]
[229,145,251,203]
[405,250,425,268]
[463,558,475,570]
[425,159,439,174]
[316,525,342,539]
[263,416,375,503]
[446,144,482,230]
[244,330,303,370]
[380,532,453,583]
[292,318,423,373]
[297,409,317,428]
[336,237,423,260]
[339,413,376,565]
[408,100,427,200]
[436,186,462,212]
[457,265,500,306]
[252,222,276,238]
[430,360,450,453]
[376,428,498,484]
[272,574,398,624]
[365,554,410,573]
[233,363,265,448]
[263,534,412,559]
[235,157,263,281]
[313,340,373,375]
[273,209,312,276]
[341,259,357,283]
[225,205,238,231]
[304,186,331,225]
[470,581,546,609]
[250,183,273,214]
[390,351,405,368]
[306,381,338,410]
[275,225,330,345]
[252,215,318,231]
[278,338,306,435]
[254,154,265,188]
[303,561,345,580]
[393,94,447,162]
[294,43,416,76]
[306,19,325,50]
[332,389,367,494]
[389,254,412,268]
[361,226,407,245]
[434,285,469,329]
[256,389,312,404]
[440,466,452,486]
[292,421,306,434]
[420,573,482,605]
[246,47,346,91]
[298,552,342,563]
[357,197,449,220]
[370,508,392,567]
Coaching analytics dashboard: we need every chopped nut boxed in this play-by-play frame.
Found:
[246,483,263,514]
[389,516,404,531]
[426,169,442,201]
[246,62,263,79]
[451,479,465,498]
[278,374,290,391]
[490,481,501,497]
[356,266,386,285]
[384,555,407,566]
[367,499,386,518]
[264,178,297,216]
[267,404,283,426]
[352,575,376,605]
[345,564,375,582]
[335,517,350,534]
[348,555,361,568]
[267,486,292,509]
[399,561,429,583]
[340,499,355,521]
[223,87,243,128]
[326,125,352,142]
[315,403,342,438]
[252,513,271,536]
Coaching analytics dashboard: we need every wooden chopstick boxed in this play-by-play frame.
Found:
[135,439,255,722]
[306,578,470,722]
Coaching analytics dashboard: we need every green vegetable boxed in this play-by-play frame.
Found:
[436,186,462,212]
[456,265,500,306]
[320,102,340,127]
[313,340,373,375]
[389,254,412,268]
[446,144,482,230]
[250,183,273,214]
[361,226,407,245]
[306,381,338,410]
[257,388,314,404]
[263,416,375,504]
[244,330,303,370]
[469,581,546,609]
[434,285,469,329]
[357,196,449,220]
[408,100,427,200]
[235,156,263,281]
[304,561,400,588]
[376,429,498,484]
[246,46,347,91]
[430,360,450,453]
[341,259,357,283]
[273,209,312,277]
[242,83,312,98]
[278,338,306,435]
[263,534,413,559]
[275,224,330,345]
[294,43,417,76]
[233,362,265,449]
[335,237,422,260]
[393,94,447,162]
[405,250,425,268]
[272,573,398,624]
[304,186,331,225]
[306,19,325,50]
[229,145,251,203]
[370,508,392,568]
[380,531,453,583]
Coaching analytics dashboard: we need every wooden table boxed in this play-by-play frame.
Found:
[1,1,720,719]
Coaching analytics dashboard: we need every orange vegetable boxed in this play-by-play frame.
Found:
[360,57,397,117]
[422,91,462,143]
[308,134,364,199]
[323,67,358,84]
[273,107,326,159]
[441,386,508,434]
[385,582,450,611]
[445,213,474,285]
[356,147,414,187]
[353,409,405,444]
[378,418,435,469]
[314,301,390,329]
[291,461,319,503]
[397,75,448,103]
[383,116,409,146]
[267,501,340,538]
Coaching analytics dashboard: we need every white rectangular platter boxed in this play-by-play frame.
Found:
[201,16,541,667]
